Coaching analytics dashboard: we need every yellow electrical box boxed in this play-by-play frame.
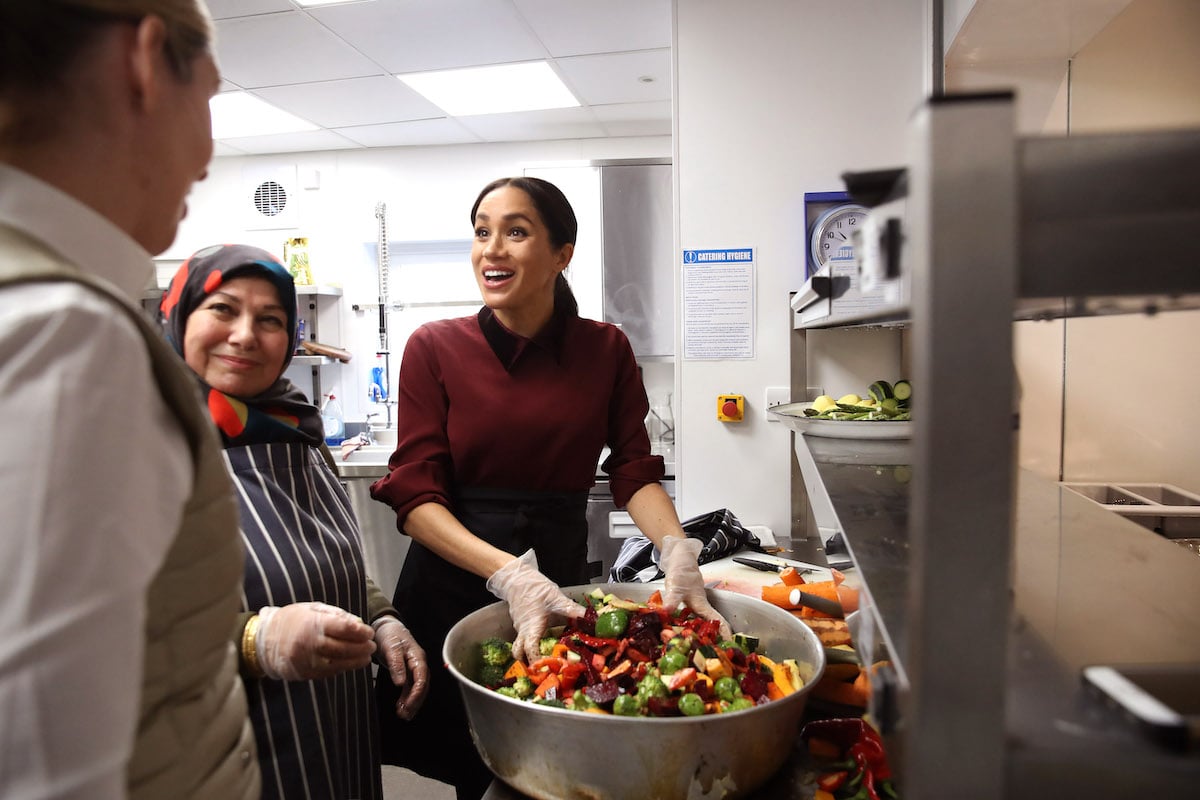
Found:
[717,394,745,422]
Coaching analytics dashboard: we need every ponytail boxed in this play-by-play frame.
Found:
[554,273,578,317]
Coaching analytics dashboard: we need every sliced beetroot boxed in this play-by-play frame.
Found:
[646,695,681,716]
[739,667,770,701]
[626,609,662,640]
[584,679,621,706]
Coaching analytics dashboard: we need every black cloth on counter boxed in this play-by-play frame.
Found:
[609,508,765,583]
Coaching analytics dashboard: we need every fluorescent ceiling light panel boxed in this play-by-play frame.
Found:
[210,92,319,139]
[398,62,579,117]
[293,1,364,6]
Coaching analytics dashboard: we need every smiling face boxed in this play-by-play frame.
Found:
[183,276,291,398]
[471,184,574,337]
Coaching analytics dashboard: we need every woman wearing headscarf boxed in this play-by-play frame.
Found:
[161,243,428,800]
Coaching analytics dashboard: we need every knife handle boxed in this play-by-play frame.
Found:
[789,587,844,619]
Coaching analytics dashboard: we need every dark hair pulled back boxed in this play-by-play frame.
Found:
[470,176,579,317]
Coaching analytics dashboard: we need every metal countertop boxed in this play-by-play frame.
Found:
[802,435,1200,795]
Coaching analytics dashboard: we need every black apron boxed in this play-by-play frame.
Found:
[375,486,589,800]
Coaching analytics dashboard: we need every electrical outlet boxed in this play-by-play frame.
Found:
[764,386,790,421]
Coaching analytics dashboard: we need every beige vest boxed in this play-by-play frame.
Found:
[0,225,260,799]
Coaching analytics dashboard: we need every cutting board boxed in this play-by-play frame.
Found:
[702,554,849,598]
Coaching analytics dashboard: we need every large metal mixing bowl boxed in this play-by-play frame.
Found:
[444,583,826,800]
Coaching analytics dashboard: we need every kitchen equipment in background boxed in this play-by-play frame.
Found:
[600,162,674,359]
[320,393,345,446]
[645,390,674,455]
[371,201,397,430]
[283,236,313,286]
[444,583,826,800]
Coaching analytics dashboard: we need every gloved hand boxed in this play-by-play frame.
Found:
[255,601,376,681]
[659,536,732,640]
[372,615,429,720]
[486,549,586,664]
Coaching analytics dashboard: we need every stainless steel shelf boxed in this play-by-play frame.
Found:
[791,432,1200,796]
[789,94,1200,798]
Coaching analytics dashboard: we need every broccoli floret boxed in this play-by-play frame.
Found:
[636,673,668,702]
[538,636,560,657]
[478,663,509,688]
[532,697,566,708]
[479,637,513,667]
[495,686,522,699]
[509,676,535,699]
[571,689,596,711]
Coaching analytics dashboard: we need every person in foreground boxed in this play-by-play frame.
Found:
[0,2,261,797]
[161,243,429,800]
[369,176,729,798]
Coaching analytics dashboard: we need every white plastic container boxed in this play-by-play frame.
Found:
[321,393,345,445]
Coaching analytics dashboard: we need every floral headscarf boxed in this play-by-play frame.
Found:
[160,244,324,448]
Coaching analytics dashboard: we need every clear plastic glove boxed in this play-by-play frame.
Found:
[659,536,733,640]
[256,601,376,681]
[372,615,428,720]
[486,549,586,664]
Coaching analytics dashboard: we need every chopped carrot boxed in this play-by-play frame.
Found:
[806,737,843,759]
[830,568,847,586]
[534,673,560,698]
[766,682,786,701]
[647,589,663,607]
[815,790,836,800]
[812,675,868,708]
[550,642,570,659]
[853,666,871,703]
[760,583,800,609]
[502,660,527,681]
[796,581,842,619]
[779,566,805,586]
[836,584,860,614]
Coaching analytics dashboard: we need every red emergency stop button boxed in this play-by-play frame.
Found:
[717,394,744,422]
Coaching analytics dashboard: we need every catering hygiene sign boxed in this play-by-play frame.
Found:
[681,247,755,360]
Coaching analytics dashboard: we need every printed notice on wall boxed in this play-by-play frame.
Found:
[681,248,755,360]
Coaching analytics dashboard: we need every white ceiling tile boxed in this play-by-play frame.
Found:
[203,0,676,154]
[212,141,249,157]
[333,118,484,148]
[556,50,671,106]
[253,76,444,127]
[215,12,384,88]
[206,0,293,20]
[513,0,670,57]
[309,0,545,73]
[219,129,364,155]
[454,107,607,143]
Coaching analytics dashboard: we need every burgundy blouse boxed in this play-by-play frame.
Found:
[370,306,664,525]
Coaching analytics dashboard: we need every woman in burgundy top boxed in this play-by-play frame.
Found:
[370,176,728,799]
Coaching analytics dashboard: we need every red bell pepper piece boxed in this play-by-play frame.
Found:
[816,770,849,791]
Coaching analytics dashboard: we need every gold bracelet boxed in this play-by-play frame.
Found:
[241,614,264,677]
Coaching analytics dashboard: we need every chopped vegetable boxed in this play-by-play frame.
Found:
[474,591,803,717]
[479,637,513,666]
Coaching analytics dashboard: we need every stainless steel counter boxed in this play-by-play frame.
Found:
[795,433,1200,796]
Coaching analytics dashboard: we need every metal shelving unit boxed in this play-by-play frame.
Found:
[293,284,342,400]
[788,93,1200,798]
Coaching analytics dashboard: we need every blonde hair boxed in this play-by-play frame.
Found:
[0,0,214,145]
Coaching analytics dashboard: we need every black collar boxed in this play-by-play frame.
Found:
[477,305,570,371]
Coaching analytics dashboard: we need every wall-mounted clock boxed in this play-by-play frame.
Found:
[803,191,868,279]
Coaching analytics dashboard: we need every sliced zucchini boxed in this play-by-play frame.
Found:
[868,380,894,403]
[893,380,912,401]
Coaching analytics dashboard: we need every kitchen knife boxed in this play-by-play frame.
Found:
[732,556,853,573]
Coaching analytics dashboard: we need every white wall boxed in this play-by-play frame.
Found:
[166,136,670,421]
[673,0,927,537]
